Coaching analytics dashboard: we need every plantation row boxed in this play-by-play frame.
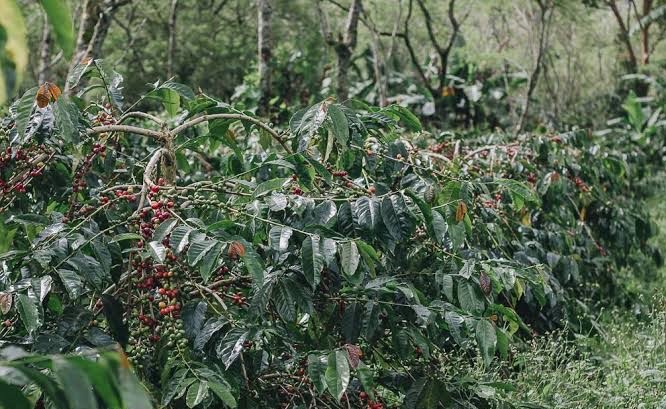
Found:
[0,63,661,408]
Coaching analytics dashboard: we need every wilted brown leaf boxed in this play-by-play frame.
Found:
[344,344,362,369]
[479,272,492,296]
[228,241,246,259]
[455,201,468,222]
[0,292,12,315]
[35,82,62,108]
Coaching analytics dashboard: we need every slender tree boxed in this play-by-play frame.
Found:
[517,0,554,132]
[257,0,273,115]
[65,0,129,93]
[399,0,464,118]
[317,0,363,102]
[37,13,52,84]
[167,0,180,79]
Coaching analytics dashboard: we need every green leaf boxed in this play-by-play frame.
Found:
[295,101,330,152]
[153,218,178,242]
[92,239,112,276]
[158,80,195,100]
[188,238,218,266]
[238,239,264,284]
[14,87,36,141]
[148,241,167,263]
[381,194,414,241]
[267,192,288,212]
[40,0,74,58]
[328,104,349,147]
[476,318,497,367]
[339,241,360,276]
[622,92,645,131]
[269,226,293,253]
[217,328,248,369]
[301,235,324,288]
[161,88,180,117]
[459,259,475,279]
[0,378,31,409]
[170,225,193,254]
[356,196,381,232]
[431,211,448,244]
[110,233,142,243]
[496,327,509,360]
[383,104,421,131]
[308,354,328,392]
[199,242,221,282]
[497,179,538,211]
[13,365,68,409]
[53,358,98,409]
[404,378,448,409]
[100,294,128,347]
[161,368,192,406]
[254,178,289,197]
[186,380,208,408]
[208,380,237,408]
[356,362,375,400]
[16,293,40,336]
[69,357,122,409]
[182,301,207,340]
[117,368,152,409]
[356,240,379,277]
[457,280,484,315]
[325,350,350,402]
[56,269,83,299]
[53,96,81,143]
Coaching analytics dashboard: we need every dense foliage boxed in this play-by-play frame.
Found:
[0,56,662,408]
[2,0,666,408]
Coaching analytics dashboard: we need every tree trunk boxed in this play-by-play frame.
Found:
[257,0,272,115]
[316,0,362,102]
[369,32,387,107]
[65,0,126,93]
[37,14,52,84]
[517,1,552,132]
[167,0,179,78]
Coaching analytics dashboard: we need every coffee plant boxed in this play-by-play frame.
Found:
[0,61,659,409]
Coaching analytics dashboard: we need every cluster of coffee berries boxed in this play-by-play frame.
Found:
[113,187,137,202]
[332,170,348,177]
[430,142,447,154]
[482,193,503,209]
[93,109,116,126]
[230,291,247,306]
[572,176,590,192]
[72,143,106,193]
[0,145,49,194]
[527,172,537,184]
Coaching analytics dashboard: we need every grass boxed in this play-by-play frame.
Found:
[500,301,666,408]
[496,183,666,408]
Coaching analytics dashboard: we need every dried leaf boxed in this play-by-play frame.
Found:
[35,82,62,108]
[228,241,245,259]
[36,84,50,108]
[344,344,362,369]
[455,201,468,222]
[0,292,12,315]
[479,272,492,296]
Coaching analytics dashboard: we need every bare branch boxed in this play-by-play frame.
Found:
[86,124,166,140]
[170,113,291,153]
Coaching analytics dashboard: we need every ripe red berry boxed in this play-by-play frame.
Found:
[151,202,160,209]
